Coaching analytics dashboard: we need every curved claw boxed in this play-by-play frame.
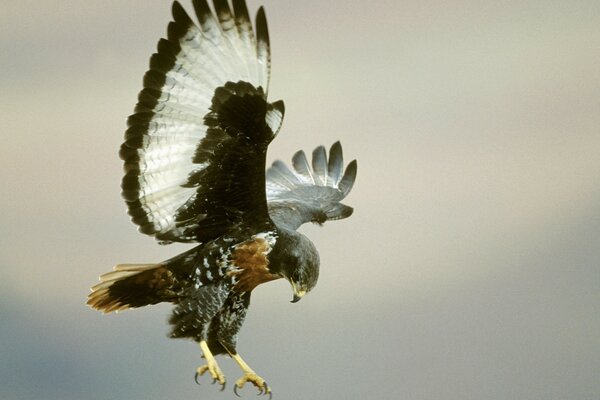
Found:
[195,363,226,389]
[210,377,226,390]
[234,383,270,397]
[233,371,271,398]
[260,382,272,399]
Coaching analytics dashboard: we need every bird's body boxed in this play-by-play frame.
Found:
[88,0,356,395]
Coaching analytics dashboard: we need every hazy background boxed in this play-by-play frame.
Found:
[1,1,599,399]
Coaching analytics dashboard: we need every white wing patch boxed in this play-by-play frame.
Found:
[122,1,271,243]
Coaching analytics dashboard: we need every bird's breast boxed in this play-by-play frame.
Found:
[227,235,280,292]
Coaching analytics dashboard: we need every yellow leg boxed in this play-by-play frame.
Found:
[196,341,226,389]
[230,353,271,397]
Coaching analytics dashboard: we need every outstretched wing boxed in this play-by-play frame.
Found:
[266,142,357,230]
[121,1,284,244]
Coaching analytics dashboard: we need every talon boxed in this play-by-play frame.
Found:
[230,353,272,397]
[234,385,242,397]
[197,341,226,388]
[195,363,226,387]
[234,373,271,397]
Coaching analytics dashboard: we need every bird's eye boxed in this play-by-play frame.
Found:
[290,270,301,282]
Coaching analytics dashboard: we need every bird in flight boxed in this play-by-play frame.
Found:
[88,0,357,396]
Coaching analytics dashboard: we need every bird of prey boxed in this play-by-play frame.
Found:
[87,0,357,396]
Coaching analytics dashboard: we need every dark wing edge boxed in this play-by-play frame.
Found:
[120,1,276,244]
[266,142,357,230]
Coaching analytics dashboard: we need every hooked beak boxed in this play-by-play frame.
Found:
[290,282,306,303]
[291,293,303,303]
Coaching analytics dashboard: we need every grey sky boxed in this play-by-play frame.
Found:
[1,1,599,399]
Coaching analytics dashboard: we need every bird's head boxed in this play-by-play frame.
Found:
[275,231,320,303]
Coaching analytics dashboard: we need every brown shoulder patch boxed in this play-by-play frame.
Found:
[229,237,280,292]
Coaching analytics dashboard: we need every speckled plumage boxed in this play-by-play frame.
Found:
[88,0,356,394]
[166,230,280,355]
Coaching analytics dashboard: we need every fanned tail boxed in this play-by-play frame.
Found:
[87,263,179,313]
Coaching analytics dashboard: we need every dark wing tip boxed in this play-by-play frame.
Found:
[271,99,285,114]
[191,0,212,24]
[232,0,251,23]
[171,1,193,25]
[338,204,354,219]
[168,2,194,43]
[328,141,344,183]
[329,141,343,158]
[339,159,357,196]
[213,0,232,24]
[171,1,184,15]
[255,7,269,45]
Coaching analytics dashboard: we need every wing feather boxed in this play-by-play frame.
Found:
[338,159,358,197]
[122,1,275,243]
[327,141,344,186]
[292,150,316,184]
[255,7,270,94]
[311,146,328,186]
[266,142,357,230]
[269,160,302,188]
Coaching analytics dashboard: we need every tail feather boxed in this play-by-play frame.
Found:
[87,263,179,313]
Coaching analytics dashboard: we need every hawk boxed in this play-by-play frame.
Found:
[88,0,357,396]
